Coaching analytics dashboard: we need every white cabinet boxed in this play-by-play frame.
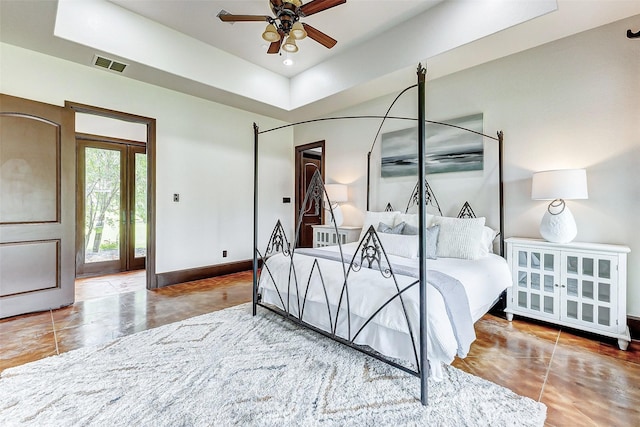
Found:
[505,238,631,350]
[312,225,361,248]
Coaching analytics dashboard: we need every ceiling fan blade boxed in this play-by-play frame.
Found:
[267,35,283,54]
[218,14,270,23]
[302,23,337,49]
[300,0,346,17]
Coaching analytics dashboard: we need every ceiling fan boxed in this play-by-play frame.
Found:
[218,0,346,54]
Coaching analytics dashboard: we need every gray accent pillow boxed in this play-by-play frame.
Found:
[402,223,418,235]
[425,224,440,260]
[377,221,405,234]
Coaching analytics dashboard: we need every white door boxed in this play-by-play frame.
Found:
[561,251,618,333]
[0,94,75,318]
[511,245,560,320]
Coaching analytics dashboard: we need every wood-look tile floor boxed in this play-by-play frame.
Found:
[1,270,638,427]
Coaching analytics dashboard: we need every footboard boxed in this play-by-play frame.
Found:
[255,174,422,376]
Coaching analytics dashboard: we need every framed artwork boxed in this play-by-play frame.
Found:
[381,113,484,177]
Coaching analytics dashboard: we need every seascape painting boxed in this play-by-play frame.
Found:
[381,114,483,177]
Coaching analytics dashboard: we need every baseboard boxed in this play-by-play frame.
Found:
[628,316,640,340]
[155,259,254,288]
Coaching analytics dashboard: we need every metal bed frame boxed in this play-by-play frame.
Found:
[252,64,505,405]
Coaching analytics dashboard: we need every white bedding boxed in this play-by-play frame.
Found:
[258,242,511,380]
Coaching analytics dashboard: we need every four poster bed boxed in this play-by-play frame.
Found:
[252,65,509,405]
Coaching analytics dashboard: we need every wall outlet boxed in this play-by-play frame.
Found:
[173,193,180,202]
[283,197,291,203]
[222,250,227,258]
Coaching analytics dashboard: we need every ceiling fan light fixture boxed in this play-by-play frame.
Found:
[291,21,307,40]
[262,23,280,42]
[282,35,298,53]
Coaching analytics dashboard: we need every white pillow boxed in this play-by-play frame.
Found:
[377,233,419,259]
[479,226,499,257]
[359,211,400,240]
[394,213,434,228]
[432,216,486,260]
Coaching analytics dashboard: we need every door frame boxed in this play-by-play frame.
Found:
[294,141,325,247]
[65,102,158,289]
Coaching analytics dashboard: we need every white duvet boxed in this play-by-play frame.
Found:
[258,242,511,380]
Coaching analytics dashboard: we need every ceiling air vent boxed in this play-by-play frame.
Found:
[92,54,128,73]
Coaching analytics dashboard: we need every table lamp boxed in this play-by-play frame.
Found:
[531,169,588,243]
[324,184,348,227]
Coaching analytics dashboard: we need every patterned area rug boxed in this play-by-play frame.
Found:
[0,304,546,426]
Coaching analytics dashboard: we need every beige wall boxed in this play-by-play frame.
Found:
[294,16,640,316]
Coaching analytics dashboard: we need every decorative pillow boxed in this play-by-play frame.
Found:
[402,223,418,235]
[378,221,405,234]
[431,216,486,260]
[376,224,439,259]
[377,233,419,259]
[397,221,439,259]
[394,213,433,229]
[478,226,499,257]
[424,224,440,260]
[359,211,400,240]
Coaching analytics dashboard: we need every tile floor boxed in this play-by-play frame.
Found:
[1,270,638,427]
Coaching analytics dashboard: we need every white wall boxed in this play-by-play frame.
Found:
[0,43,294,274]
[294,16,640,316]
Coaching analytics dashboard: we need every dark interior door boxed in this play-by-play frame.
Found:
[295,141,325,248]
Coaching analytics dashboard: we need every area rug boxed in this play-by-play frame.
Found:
[0,303,546,426]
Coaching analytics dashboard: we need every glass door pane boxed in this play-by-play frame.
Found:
[130,148,147,269]
[84,146,122,264]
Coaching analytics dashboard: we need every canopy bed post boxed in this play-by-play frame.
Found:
[253,122,259,316]
[416,63,429,406]
[498,130,505,256]
[366,152,371,211]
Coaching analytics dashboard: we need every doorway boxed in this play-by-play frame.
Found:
[294,141,325,248]
[66,102,157,289]
[75,139,146,277]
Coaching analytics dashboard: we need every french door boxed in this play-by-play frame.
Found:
[76,139,146,276]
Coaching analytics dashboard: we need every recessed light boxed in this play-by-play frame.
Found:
[283,58,293,66]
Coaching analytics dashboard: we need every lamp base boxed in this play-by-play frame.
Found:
[539,202,577,243]
[326,204,344,227]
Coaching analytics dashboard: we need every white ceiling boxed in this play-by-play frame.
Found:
[2,0,639,122]
[110,0,444,78]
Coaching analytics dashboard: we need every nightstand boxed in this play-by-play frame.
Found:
[504,237,631,350]
[312,225,361,248]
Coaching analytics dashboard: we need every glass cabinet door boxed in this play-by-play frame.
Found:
[513,246,560,320]
[561,252,618,332]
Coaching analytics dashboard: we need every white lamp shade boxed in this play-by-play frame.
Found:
[325,184,348,203]
[531,169,588,200]
[282,35,298,53]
